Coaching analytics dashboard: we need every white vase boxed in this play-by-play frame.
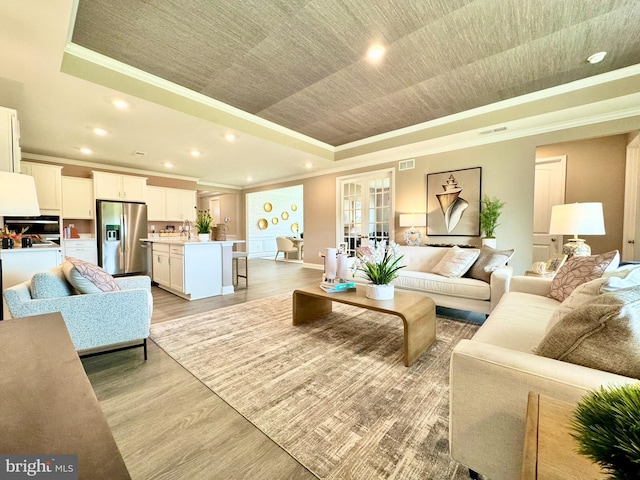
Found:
[198,233,210,242]
[366,283,394,300]
[481,238,497,249]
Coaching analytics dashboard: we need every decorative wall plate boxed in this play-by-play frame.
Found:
[291,204,298,211]
[258,218,268,230]
[281,211,289,220]
[264,202,272,212]
[291,223,299,233]
[272,217,279,224]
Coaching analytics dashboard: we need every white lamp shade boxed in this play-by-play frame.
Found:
[0,172,41,216]
[549,202,605,236]
[399,213,426,227]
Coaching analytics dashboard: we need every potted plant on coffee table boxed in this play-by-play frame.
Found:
[479,195,505,248]
[352,240,405,300]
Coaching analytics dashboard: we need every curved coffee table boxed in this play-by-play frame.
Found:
[292,285,436,367]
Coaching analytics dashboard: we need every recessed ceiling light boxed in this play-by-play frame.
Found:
[80,147,92,155]
[190,150,201,157]
[93,127,108,136]
[224,133,236,142]
[367,44,386,62]
[164,162,173,168]
[304,162,313,169]
[587,51,607,64]
[112,99,129,109]
[246,176,253,182]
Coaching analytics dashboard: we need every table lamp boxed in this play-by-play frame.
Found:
[399,213,426,246]
[0,171,41,319]
[548,202,605,257]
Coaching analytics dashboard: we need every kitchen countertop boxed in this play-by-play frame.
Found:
[0,245,62,253]
[139,237,245,245]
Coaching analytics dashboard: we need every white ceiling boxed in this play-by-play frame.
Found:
[1,1,639,190]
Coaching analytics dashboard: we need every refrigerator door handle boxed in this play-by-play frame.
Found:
[121,214,127,252]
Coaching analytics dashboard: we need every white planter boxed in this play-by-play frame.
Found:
[198,233,210,242]
[481,238,497,249]
[365,283,394,300]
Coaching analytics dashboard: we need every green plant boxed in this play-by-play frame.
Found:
[194,208,213,234]
[351,240,405,285]
[479,195,505,238]
[571,384,640,479]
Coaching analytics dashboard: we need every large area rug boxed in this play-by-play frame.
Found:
[150,293,478,479]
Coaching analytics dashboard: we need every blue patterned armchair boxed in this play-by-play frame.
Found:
[3,266,152,359]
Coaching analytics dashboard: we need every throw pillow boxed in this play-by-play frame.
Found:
[62,257,121,294]
[466,245,515,283]
[431,246,480,278]
[535,286,640,378]
[545,277,609,333]
[547,251,619,302]
[30,266,73,299]
[601,264,640,292]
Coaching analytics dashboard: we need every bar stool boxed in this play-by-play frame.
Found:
[232,251,248,288]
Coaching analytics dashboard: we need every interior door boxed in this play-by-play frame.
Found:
[623,134,640,262]
[533,156,566,263]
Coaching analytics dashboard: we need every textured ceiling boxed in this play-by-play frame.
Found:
[72,0,640,147]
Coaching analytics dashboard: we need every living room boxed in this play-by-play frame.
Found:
[2,2,640,480]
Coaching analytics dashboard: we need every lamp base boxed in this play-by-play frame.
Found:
[403,227,422,246]
[562,238,591,257]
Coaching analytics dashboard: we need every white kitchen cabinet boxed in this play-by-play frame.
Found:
[62,177,94,219]
[0,106,20,173]
[146,186,167,221]
[165,188,196,221]
[21,162,62,212]
[169,244,184,292]
[92,171,147,202]
[152,243,171,287]
[64,239,98,264]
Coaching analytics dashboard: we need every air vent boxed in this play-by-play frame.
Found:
[398,159,415,171]
[133,151,147,157]
[478,126,508,135]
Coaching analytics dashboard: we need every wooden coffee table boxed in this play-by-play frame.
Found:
[292,285,436,367]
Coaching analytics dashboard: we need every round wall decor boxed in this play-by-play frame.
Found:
[291,204,298,211]
[272,217,279,225]
[281,211,289,220]
[264,203,272,212]
[258,218,268,230]
[291,223,299,233]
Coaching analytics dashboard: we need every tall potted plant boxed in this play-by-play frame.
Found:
[195,208,212,241]
[351,240,405,300]
[479,195,505,248]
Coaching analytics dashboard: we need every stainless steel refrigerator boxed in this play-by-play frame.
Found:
[97,200,148,276]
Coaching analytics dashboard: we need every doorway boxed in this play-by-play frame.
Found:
[533,155,566,263]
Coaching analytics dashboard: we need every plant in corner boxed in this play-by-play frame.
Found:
[194,208,213,234]
[571,384,640,479]
[479,195,505,239]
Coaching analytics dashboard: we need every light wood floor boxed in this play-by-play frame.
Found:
[82,259,321,480]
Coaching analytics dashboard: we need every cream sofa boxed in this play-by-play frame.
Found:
[349,246,512,314]
[449,273,638,480]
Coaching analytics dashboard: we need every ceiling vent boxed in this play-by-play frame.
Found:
[398,159,415,171]
[133,151,147,157]
[478,126,508,135]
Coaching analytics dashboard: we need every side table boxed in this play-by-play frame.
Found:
[522,392,606,479]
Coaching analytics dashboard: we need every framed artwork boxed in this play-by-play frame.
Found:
[546,254,567,273]
[427,167,481,236]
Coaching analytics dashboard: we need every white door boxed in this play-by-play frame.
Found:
[533,156,566,263]
[209,198,221,224]
[337,169,394,256]
[623,134,640,261]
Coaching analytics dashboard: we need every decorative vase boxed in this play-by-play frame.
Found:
[481,238,497,249]
[198,233,210,242]
[366,283,394,300]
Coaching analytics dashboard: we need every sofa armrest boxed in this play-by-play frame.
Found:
[489,266,512,312]
[115,275,151,292]
[449,339,635,480]
[510,275,553,296]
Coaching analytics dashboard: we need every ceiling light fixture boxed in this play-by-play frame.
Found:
[190,150,201,157]
[224,133,236,142]
[80,147,92,155]
[93,127,108,136]
[367,44,386,62]
[304,162,313,169]
[112,99,129,109]
[246,176,253,182]
[587,51,607,64]
[164,162,173,168]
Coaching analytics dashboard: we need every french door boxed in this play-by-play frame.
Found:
[337,169,394,256]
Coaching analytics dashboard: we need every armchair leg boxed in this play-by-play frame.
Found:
[143,338,148,361]
[469,469,479,479]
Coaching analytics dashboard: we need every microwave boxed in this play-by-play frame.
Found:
[3,215,61,245]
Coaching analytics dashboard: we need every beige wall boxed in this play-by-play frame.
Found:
[536,135,628,256]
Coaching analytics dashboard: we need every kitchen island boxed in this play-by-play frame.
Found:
[140,238,244,300]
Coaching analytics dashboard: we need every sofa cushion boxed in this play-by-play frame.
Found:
[466,245,514,283]
[62,257,121,294]
[393,271,491,300]
[548,250,619,302]
[431,246,480,278]
[535,286,640,378]
[30,266,72,299]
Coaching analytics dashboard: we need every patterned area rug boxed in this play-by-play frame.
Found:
[150,293,478,480]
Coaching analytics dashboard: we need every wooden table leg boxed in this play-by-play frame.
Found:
[401,301,436,367]
[293,291,332,325]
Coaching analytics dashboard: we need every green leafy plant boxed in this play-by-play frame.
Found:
[351,240,405,285]
[571,384,640,479]
[479,195,505,238]
[194,208,212,234]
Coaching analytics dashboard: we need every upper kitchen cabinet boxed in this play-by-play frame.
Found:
[0,106,21,173]
[21,162,62,212]
[165,188,196,222]
[92,171,146,202]
[146,186,167,221]
[62,176,94,219]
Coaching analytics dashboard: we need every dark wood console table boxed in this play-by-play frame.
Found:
[0,312,130,479]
